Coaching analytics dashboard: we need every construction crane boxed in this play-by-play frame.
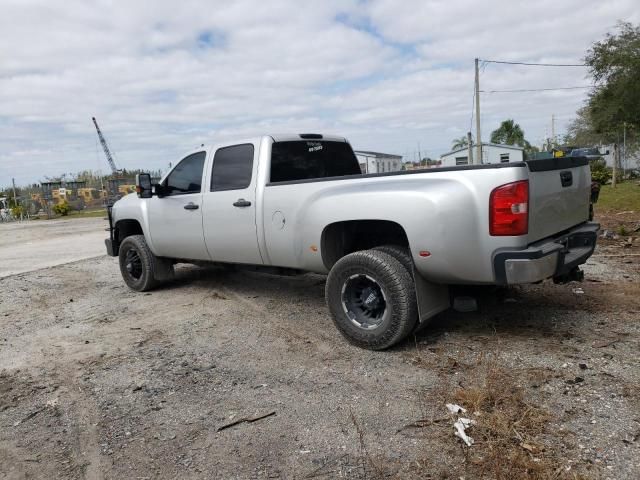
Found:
[92,116,121,175]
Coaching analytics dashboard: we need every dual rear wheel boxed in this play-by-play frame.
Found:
[325,246,418,350]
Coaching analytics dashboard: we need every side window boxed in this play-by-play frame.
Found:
[211,144,254,191]
[165,152,206,195]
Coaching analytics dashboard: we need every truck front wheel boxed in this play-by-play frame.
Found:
[118,235,173,292]
[326,250,418,350]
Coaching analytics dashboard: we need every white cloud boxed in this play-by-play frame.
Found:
[0,0,638,185]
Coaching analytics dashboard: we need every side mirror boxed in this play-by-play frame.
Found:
[136,173,153,199]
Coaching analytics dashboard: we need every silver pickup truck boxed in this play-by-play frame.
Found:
[106,134,598,349]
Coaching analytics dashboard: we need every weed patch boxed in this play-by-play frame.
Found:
[414,353,592,479]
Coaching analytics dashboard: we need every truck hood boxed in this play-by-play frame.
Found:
[111,193,138,218]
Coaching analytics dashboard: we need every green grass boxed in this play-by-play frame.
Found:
[597,181,640,212]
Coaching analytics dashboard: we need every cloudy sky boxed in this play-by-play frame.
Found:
[1,0,638,187]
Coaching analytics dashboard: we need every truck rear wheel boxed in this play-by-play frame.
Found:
[326,250,418,350]
[373,245,414,278]
[118,235,174,292]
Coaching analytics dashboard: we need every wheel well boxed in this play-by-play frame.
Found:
[321,220,409,270]
[116,219,143,243]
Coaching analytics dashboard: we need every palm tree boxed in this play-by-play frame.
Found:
[490,119,528,147]
[451,136,469,150]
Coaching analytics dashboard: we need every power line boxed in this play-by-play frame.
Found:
[479,59,587,67]
[480,86,591,93]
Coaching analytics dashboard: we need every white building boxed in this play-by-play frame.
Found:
[440,143,524,167]
[354,150,403,174]
[598,145,629,170]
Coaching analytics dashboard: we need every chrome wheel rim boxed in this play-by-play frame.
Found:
[341,274,387,330]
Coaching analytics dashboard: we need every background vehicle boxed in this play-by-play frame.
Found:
[569,147,609,160]
[106,134,598,349]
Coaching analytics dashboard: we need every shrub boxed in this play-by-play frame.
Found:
[590,158,611,184]
[10,205,25,218]
[53,200,71,216]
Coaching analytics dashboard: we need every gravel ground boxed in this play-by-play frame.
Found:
[0,216,638,479]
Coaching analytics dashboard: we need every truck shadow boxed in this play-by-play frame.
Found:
[165,265,595,349]
[168,264,327,304]
[409,284,596,350]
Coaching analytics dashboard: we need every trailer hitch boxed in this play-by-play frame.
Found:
[553,267,584,284]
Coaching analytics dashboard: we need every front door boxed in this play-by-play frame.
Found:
[202,143,263,265]
[147,151,210,260]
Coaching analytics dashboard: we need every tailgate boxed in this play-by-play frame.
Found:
[526,157,591,242]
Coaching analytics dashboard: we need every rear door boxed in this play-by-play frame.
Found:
[527,157,591,242]
[147,151,210,260]
[201,143,263,264]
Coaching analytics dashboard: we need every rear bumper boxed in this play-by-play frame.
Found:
[493,222,599,285]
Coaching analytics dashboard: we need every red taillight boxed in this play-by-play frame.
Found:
[489,180,529,236]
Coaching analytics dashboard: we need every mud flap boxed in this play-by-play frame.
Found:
[153,257,175,282]
[413,267,450,323]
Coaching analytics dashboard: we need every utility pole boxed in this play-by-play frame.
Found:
[544,126,549,151]
[467,131,473,165]
[11,178,17,208]
[551,114,556,148]
[474,58,482,164]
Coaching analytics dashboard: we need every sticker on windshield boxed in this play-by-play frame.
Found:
[307,142,323,153]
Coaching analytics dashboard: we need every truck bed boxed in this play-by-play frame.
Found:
[263,157,592,284]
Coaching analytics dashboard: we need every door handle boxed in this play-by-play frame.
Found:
[233,199,252,208]
[183,203,199,210]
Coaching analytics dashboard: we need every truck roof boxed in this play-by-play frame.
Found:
[269,133,347,143]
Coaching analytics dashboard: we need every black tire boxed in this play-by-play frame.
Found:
[325,250,418,350]
[118,235,174,292]
[373,245,414,278]
[373,244,421,331]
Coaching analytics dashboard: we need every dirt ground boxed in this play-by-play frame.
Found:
[0,213,639,479]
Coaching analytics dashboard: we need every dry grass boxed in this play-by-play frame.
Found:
[413,353,591,480]
[452,360,556,479]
